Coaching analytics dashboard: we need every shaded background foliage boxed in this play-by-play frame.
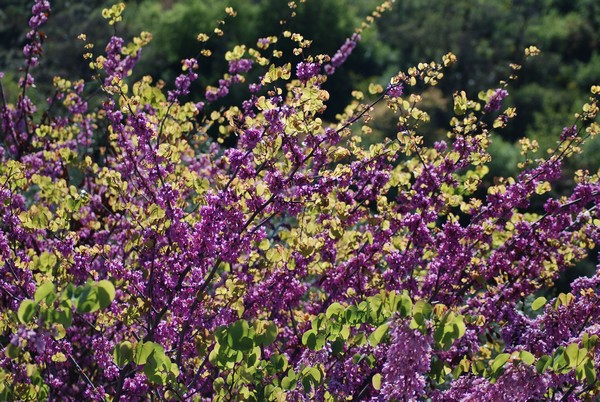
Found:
[3,0,600,167]
[2,0,599,286]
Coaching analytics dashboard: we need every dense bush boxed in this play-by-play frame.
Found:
[1,1,600,400]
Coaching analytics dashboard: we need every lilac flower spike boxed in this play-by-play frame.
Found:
[484,88,509,112]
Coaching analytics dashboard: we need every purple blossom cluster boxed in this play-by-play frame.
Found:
[387,83,403,98]
[325,33,361,75]
[228,58,253,74]
[296,61,321,83]
[102,36,141,87]
[484,88,509,112]
[168,58,199,102]
[560,124,578,142]
[379,320,431,401]
[439,364,550,401]
[23,0,51,68]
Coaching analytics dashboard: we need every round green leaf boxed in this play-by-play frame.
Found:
[584,360,596,384]
[270,354,288,372]
[302,330,317,350]
[519,350,535,365]
[34,281,55,303]
[372,373,382,390]
[134,341,157,365]
[113,341,133,367]
[18,300,36,324]
[397,294,413,317]
[229,320,249,343]
[76,285,99,313]
[536,355,551,374]
[491,353,510,373]
[326,302,344,319]
[257,321,278,346]
[531,297,547,311]
[331,337,344,355]
[368,323,389,347]
[5,343,20,359]
[232,336,254,351]
[281,371,297,390]
[54,308,73,327]
[96,280,115,309]
[564,343,579,369]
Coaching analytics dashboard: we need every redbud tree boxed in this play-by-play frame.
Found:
[1,1,600,401]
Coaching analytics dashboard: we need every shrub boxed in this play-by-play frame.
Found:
[1,1,600,400]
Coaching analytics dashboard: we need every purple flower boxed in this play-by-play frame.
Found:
[484,88,509,112]
[387,83,403,98]
[560,125,577,142]
[296,62,320,83]
[380,319,431,401]
[29,0,51,31]
[331,34,360,67]
[228,58,253,74]
[325,33,361,75]
[168,58,198,101]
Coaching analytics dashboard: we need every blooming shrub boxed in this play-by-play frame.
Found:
[1,1,600,401]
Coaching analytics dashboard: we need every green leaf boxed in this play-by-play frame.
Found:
[305,367,322,384]
[453,317,466,338]
[281,371,297,390]
[552,348,569,373]
[519,350,535,365]
[215,326,229,345]
[302,376,312,393]
[531,297,547,311]
[144,353,168,385]
[213,377,225,392]
[302,330,317,350]
[312,314,326,331]
[134,341,157,365]
[326,303,344,319]
[315,334,326,351]
[18,300,36,323]
[584,360,596,384]
[412,300,432,326]
[54,308,73,327]
[535,355,552,374]
[453,91,468,115]
[257,321,278,346]
[233,336,254,351]
[301,367,322,393]
[76,284,100,313]
[491,353,510,374]
[270,354,288,372]
[96,280,115,309]
[344,306,359,324]
[208,344,221,365]
[340,325,351,340]
[229,320,249,341]
[5,343,20,359]
[113,341,133,367]
[564,343,579,369]
[34,281,55,303]
[147,203,166,222]
[331,337,344,355]
[368,323,389,347]
[258,238,270,250]
[51,352,67,362]
[397,294,413,317]
[372,373,382,390]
